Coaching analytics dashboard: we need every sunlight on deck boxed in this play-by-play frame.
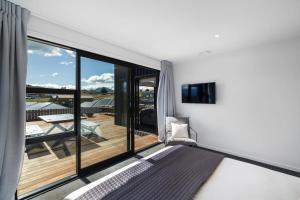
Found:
[18,114,158,196]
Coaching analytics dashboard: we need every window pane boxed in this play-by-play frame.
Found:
[134,76,159,151]
[80,57,130,168]
[18,94,76,196]
[26,40,76,89]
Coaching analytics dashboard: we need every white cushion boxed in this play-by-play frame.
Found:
[171,123,189,139]
[166,117,188,139]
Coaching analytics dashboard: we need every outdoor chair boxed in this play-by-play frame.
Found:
[81,120,101,136]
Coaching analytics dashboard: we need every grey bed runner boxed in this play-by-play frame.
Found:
[76,145,224,200]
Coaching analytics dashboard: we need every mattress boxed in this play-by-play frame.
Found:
[65,147,300,200]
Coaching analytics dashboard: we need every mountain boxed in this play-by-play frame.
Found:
[95,87,114,93]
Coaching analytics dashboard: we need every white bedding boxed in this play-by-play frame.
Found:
[65,147,300,200]
[194,158,300,200]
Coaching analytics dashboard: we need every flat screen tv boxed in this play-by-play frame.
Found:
[182,82,216,104]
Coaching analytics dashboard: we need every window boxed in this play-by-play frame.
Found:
[80,57,131,168]
[18,38,159,198]
[134,75,159,151]
[18,40,77,196]
[27,40,76,89]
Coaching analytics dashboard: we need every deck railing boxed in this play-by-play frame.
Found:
[26,107,113,121]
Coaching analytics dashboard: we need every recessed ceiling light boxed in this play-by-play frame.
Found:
[199,50,211,56]
[214,34,220,38]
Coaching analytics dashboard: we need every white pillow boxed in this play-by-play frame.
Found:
[171,123,189,139]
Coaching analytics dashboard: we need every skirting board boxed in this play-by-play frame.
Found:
[197,143,300,177]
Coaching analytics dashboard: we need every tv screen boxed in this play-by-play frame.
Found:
[182,82,216,104]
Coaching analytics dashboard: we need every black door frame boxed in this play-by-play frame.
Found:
[19,36,159,199]
[134,75,158,131]
[76,50,134,175]
[133,72,160,151]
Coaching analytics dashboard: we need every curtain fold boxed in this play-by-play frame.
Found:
[157,60,176,142]
[0,1,30,199]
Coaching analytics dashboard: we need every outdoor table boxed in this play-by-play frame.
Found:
[38,114,86,134]
[25,125,46,138]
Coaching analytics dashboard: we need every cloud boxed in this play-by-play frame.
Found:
[29,83,75,89]
[51,72,59,77]
[81,73,114,90]
[28,41,62,57]
[82,82,114,90]
[65,50,75,57]
[28,83,114,91]
[60,61,73,66]
[82,73,114,84]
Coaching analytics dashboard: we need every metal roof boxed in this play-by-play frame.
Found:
[51,95,93,99]
[81,98,114,108]
[26,102,67,110]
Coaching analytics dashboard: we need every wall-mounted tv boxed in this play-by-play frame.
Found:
[182,82,216,104]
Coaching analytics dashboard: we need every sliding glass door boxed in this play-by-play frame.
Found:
[79,55,131,169]
[134,75,159,151]
[18,38,159,198]
[19,40,77,196]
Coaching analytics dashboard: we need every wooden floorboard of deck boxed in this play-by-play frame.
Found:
[18,114,158,195]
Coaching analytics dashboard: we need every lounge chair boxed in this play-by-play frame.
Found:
[165,116,198,146]
[81,120,101,136]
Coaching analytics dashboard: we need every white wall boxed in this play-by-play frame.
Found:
[174,37,300,172]
[27,15,160,70]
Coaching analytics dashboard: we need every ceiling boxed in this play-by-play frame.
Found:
[10,0,300,61]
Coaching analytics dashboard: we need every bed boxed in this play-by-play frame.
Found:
[65,146,300,200]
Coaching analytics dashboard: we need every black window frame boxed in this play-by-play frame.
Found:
[25,38,78,157]
[25,39,78,144]
[19,36,160,200]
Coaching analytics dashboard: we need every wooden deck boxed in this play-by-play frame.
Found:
[18,114,158,196]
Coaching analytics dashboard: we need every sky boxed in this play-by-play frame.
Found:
[27,40,115,90]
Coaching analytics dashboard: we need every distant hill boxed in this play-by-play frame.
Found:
[27,84,114,94]
[95,87,114,93]
[81,87,114,95]
[26,84,42,88]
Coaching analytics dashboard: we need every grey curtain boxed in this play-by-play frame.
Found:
[157,60,176,141]
[0,1,30,199]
